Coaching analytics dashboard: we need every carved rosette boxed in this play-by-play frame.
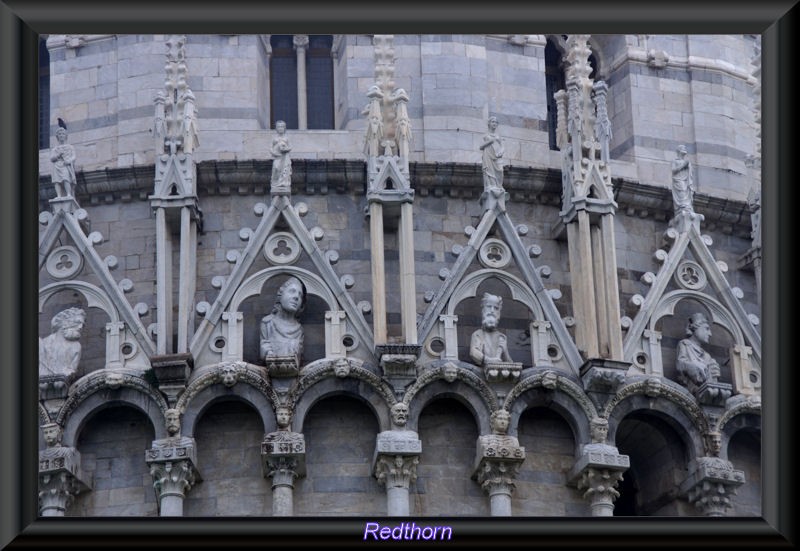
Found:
[680,456,745,517]
[38,447,91,516]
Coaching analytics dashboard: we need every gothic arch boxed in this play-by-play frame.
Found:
[39,280,119,323]
[229,265,338,313]
[446,269,545,321]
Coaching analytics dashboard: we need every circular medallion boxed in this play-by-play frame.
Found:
[478,238,512,269]
[46,245,83,280]
[674,260,707,291]
[264,232,301,265]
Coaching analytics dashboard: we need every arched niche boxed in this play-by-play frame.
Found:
[181,383,276,438]
[405,379,493,435]
[62,387,165,448]
[292,377,389,434]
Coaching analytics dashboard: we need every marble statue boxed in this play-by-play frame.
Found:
[470,293,513,366]
[50,126,78,198]
[480,116,505,192]
[270,120,292,192]
[39,422,72,462]
[260,277,305,363]
[671,145,695,215]
[676,313,720,392]
[153,408,193,448]
[39,307,86,379]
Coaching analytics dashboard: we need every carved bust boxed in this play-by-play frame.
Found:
[469,293,513,367]
[676,312,720,392]
[154,408,193,448]
[260,277,305,363]
[671,144,695,215]
[39,307,86,379]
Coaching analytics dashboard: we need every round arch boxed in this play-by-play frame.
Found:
[406,379,493,435]
[62,387,165,447]
[293,377,389,433]
[181,382,276,438]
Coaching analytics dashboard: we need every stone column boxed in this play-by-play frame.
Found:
[472,434,525,516]
[373,430,422,516]
[39,448,91,516]
[293,35,309,130]
[568,443,629,516]
[262,431,306,516]
[146,438,200,516]
[681,456,745,517]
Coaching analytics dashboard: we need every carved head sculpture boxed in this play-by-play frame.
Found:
[390,402,409,427]
[221,363,238,387]
[165,408,181,437]
[686,312,712,344]
[42,423,63,448]
[442,362,458,383]
[490,409,511,435]
[274,277,305,317]
[676,144,688,158]
[275,120,287,135]
[52,307,86,341]
[333,358,350,378]
[480,293,503,331]
[706,431,722,457]
[590,417,609,444]
[55,126,68,144]
[487,116,499,132]
[275,406,292,430]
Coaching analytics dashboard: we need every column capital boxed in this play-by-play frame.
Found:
[374,454,419,489]
[293,35,309,50]
[39,447,91,516]
[472,434,525,497]
[146,437,200,503]
[262,430,306,483]
[373,430,421,489]
[680,456,745,516]
[568,444,629,516]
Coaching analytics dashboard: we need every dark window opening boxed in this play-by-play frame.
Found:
[545,39,565,151]
[270,34,334,130]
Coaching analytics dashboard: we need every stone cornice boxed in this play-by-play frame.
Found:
[39,160,752,238]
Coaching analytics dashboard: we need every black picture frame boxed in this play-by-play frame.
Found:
[2,1,795,547]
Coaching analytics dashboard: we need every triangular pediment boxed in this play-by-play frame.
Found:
[189,195,374,366]
[38,208,156,367]
[623,222,761,395]
[417,203,583,375]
